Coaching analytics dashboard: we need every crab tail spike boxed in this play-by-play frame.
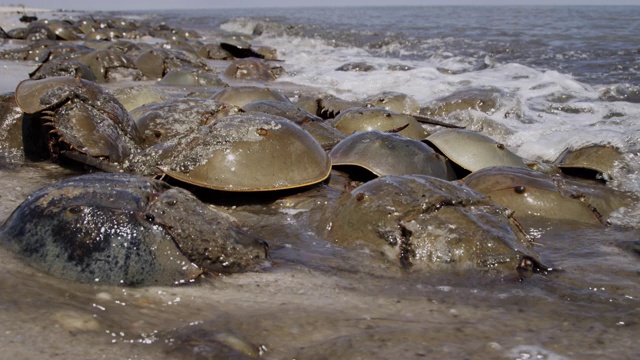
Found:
[413,115,465,129]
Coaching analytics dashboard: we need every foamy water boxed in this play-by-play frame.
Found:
[210,9,640,211]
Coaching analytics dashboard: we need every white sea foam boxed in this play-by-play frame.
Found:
[254,33,640,198]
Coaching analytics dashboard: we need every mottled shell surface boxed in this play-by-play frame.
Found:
[133,98,238,147]
[425,129,527,172]
[0,92,24,163]
[329,131,455,179]
[149,113,331,191]
[0,173,267,286]
[332,107,428,140]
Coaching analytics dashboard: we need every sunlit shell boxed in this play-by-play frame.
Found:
[425,128,527,173]
[210,86,290,108]
[554,144,622,181]
[332,107,428,140]
[462,166,628,227]
[329,130,454,179]
[151,113,331,191]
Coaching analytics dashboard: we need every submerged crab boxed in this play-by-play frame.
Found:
[0,173,268,286]
[322,175,549,276]
[463,166,633,228]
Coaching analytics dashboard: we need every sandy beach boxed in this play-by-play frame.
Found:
[0,4,639,359]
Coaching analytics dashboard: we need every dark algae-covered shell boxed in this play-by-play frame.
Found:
[0,173,268,286]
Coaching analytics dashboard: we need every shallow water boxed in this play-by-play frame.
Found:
[0,5,640,360]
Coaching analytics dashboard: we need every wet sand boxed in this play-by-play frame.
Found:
[1,163,639,359]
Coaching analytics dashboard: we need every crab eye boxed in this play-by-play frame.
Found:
[514,186,526,194]
[165,199,177,206]
[67,205,84,215]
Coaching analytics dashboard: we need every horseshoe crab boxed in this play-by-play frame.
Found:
[134,48,209,80]
[159,69,225,87]
[222,58,282,82]
[462,166,631,228]
[329,131,455,180]
[311,94,366,120]
[76,49,142,83]
[332,107,428,140]
[133,98,241,148]
[210,86,291,108]
[323,174,548,276]
[425,129,527,177]
[554,144,622,182]
[242,99,345,149]
[110,85,169,113]
[25,19,82,41]
[130,112,331,191]
[15,76,142,167]
[29,59,97,82]
[364,91,420,115]
[0,173,268,286]
[419,87,502,117]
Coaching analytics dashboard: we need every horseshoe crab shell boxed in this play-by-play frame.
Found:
[425,129,527,174]
[242,100,345,149]
[554,144,622,181]
[222,58,280,82]
[462,166,629,227]
[364,91,420,114]
[137,113,331,191]
[324,174,547,275]
[133,98,240,148]
[328,131,455,179]
[15,77,141,165]
[0,173,268,286]
[332,107,428,140]
[210,86,290,108]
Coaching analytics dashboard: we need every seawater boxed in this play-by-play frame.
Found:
[0,6,639,360]
[149,6,640,198]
